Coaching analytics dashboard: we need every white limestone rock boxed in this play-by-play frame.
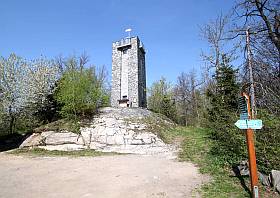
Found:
[94,135,106,143]
[19,107,177,156]
[44,132,79,145]
[106,136,115,145]
[80,128,92,145]
[114,135,125,145]
[41,131,55,138]
[105,117,117,127]
[105,128,116,136]
[90,142,106,150]
[131,139,144,145]
[19,133,42,148]
[38,144,86,151]
[92,125,105,135]
[270,170,280,193]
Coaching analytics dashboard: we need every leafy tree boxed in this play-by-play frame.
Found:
[148,77,176,121]
[255,110,280,173]
[34,91,60,123]
[25,57,59,118]
[202,1,280,173]
[55,63,108,119]
[0,53,58,133]
[0,54,28,133]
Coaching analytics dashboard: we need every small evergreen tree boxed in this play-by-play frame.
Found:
[206,54,247,164]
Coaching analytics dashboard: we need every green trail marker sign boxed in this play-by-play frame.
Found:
[240,113,249,120]
[238,96,249,120]
[235,119,263,130]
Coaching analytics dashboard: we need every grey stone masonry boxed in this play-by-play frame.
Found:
[111,36,147,108]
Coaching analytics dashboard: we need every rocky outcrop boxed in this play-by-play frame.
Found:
[20,107,177,157]
[234,161,280,193]
[270,170,280,193]
[236,160,250,176]
[20,131,86,150]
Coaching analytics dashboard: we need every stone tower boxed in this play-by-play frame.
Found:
[111,36,146,108]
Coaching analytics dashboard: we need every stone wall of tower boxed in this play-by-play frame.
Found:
[111,36,146,108]
[111,42,122,107]
[127,37,139,107]
[138,46,147,107]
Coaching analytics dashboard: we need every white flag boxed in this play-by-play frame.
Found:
[125,28,132,32]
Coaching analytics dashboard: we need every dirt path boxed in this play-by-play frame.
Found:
[0,153,209,198]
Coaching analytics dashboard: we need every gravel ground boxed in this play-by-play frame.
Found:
[0,153,209,198]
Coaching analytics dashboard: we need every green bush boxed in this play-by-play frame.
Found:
[34,119,81,134]
[55,67,108,119]
[255,110,280,174]
[206,55,248,166]
[206,63,280,173]
[207,111,247,166]
[147,77,177,121]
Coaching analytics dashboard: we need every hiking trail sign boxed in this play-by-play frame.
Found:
[235,119,263,130]
[236,92,262,198]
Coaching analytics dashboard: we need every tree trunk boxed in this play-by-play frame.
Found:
[9,116,15,134]
[278,51,280,78]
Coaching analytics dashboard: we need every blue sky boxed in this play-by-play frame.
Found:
[0,0,234,87]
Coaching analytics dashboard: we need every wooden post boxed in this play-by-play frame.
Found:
[246,28,256,119]
[246,129,259,197]
[243,92,259,198]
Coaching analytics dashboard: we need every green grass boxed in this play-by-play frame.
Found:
[161,127,251,198]
[8,148,119,157]
[33,119,82,134]
[127,115,175,143]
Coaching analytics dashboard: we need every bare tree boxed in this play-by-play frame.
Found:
[174,71,202,126]
[79,52,89,72]
[200,14,235,73]
[235,0,280,74]
[233,0,280,114]
[56,53,91,73]
[174,72,190,125]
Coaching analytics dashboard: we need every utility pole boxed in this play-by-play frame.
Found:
[246,28,256,119]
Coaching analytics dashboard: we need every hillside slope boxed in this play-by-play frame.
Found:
[20,107,177,157]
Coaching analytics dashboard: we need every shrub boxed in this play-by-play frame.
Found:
[147,77,177,121]
[205,55,247,166]
[255,110,280,174]
[55,66,108,119]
